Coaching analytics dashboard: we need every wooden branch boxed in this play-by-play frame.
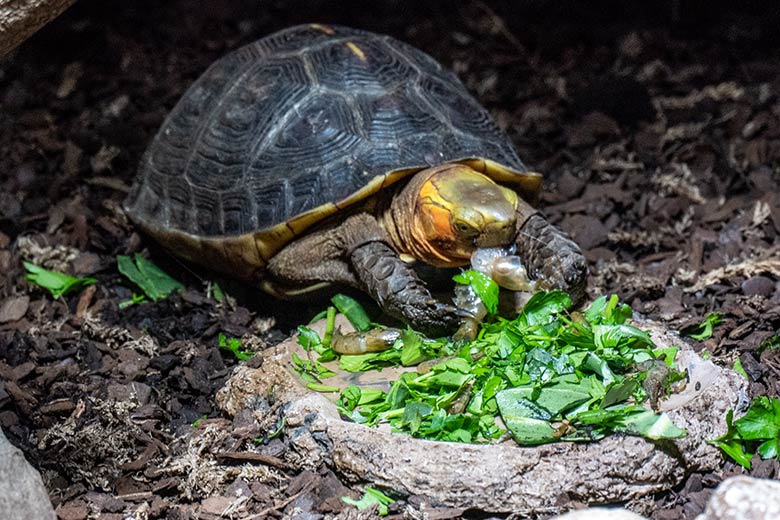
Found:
[0,0,76,58]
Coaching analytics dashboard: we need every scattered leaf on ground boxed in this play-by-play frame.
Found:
[341,486,395,516]
[711,396,780,469]
[23,262,96,299]
[117,254,184,303]
[686,312,723,341]
[218,333,253,361]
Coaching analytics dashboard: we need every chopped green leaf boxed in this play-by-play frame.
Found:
[218,333,253,361]
[758,438,779,459]
[686,312,723,341]
[495,391,556,444]
[23,262,96,299]
[399,328,426,366]
[401,401,433,434]
[331,293,372,331]
[601,378,637,408]
[710,397,780,468]
[616,409,687,439]
[117,254,183,302]
[118,293,147,309]
[306,290,686,447]
[735,397,780,441]
[307,383,340,392]
[518,290,571,326]
[592,324,653,350]
[291,350,337,383]
[339,385,363,410]
[499,383,592,418]
[211,281,225,302]
[341,487,395,516]
[732,358,748,379]
[321,307,337,348]
[297,325,322,351]
[338,352,378,372]
[653,346,679,368]
[453,269,499,314]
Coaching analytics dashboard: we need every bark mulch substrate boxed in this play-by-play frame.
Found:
[1,1,780,518]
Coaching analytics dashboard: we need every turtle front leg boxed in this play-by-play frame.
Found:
[514,200,588,304]
[350,240,461,337]
[266,213,461,337]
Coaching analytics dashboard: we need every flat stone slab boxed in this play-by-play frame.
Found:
[217,316,748,515]
[0,428,56,520]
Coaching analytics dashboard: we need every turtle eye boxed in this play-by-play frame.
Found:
[454,221,478,236]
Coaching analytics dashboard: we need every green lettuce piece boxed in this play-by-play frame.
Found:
[23,262,96,299]
[496,391,557,444]
[453,269,499,315]
[401,401,433,434]
[341,486,395,516]
[217,333,253,361]
[399,328,427,366]
[331,293,372,331]
[735,396,780,440]
[498,382,592,417]
[592,324,654,350]
[517,290,571,327]
[732,358,748,379]
[117,254,183,302]
[686,312,723,341]
[585,294,632,325]
[616,409,687,439]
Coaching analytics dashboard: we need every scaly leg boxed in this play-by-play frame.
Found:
[267,213,460,336]
[514,200,588,304]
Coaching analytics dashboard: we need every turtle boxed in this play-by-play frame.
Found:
[124,24,586,337]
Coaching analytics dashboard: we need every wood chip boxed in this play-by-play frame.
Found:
[216,451,291,470]
[39,399,77,415]
[0,296,29,323]
[75,284,96,319]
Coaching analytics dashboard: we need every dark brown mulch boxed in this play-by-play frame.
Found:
[1,1,779,518]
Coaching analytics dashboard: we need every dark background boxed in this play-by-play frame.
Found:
[1,1,779,518]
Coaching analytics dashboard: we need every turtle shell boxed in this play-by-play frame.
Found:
[124,24,542,280]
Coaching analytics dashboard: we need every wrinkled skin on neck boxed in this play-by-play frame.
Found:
[383,164,519,267]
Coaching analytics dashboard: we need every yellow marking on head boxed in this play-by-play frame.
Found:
[418,177,456,240]
[346,42,367,62]
[410,164,521,265]
[414,176,465,265]
[310,24,335,35]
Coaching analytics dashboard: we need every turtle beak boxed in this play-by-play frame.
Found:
[475,219,516,248]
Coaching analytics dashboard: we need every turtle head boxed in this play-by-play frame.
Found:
[413,165,518,265]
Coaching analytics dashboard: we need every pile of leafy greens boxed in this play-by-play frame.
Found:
[295,275,687,446]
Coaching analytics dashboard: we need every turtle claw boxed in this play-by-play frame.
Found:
[515,212,588,305]
[351,241,465,337]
